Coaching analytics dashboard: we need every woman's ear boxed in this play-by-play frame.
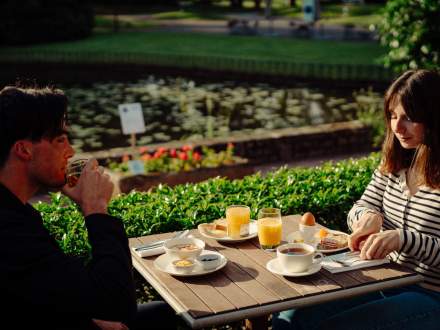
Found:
[13,141,33,161]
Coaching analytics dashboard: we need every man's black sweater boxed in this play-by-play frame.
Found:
[0,184,137,329]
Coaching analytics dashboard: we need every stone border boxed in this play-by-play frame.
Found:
[79,120,372,166]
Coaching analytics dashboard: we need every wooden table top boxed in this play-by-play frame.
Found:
[129,215,423,329]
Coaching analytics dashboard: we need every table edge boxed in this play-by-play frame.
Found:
[133,256,423,329]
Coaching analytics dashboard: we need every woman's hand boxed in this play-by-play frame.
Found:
[349,211,383,251]
[359,229,400,260]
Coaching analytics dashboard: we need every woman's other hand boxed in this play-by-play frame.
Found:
[349,211,383,251]
[359,229,400,260]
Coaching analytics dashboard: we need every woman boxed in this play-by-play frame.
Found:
[273,69,440,330]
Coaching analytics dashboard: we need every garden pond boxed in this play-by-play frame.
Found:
[64,76,384,152]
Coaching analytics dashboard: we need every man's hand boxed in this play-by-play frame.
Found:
[62,159,114,216]
[92,319,129,330]
[359,229,400,260]
[349,211,383,251]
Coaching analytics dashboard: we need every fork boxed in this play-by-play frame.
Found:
[134,229,189,251]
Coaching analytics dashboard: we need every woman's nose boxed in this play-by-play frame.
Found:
[394,118,406,134]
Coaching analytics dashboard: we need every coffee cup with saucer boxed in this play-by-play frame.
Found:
[266,243,323,276]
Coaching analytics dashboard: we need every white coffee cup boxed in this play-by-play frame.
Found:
[277,243,323,273]
[299,224,317,244]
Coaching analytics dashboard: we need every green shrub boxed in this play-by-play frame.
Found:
[35,153,380,257]
[379,0,440,72]
[0,0,94,45]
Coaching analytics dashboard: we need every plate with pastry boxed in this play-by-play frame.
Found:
[198,218,258,242]
[287,228,349,253]
[315,228,349,253]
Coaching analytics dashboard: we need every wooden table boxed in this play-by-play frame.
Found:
[129,215,423,329]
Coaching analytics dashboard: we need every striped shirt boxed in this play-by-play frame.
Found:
[347,169,440,291]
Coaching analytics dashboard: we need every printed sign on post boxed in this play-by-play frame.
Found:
[118,103,146,135]
[128,160,145,175]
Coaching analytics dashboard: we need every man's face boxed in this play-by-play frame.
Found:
[28,132,75,188]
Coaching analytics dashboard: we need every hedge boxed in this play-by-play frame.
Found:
[35,152,380,257]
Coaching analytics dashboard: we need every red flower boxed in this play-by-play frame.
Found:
[122,154,130,163]
[139,146,148,154]
[181,145,193,152]
[169,148,177,158]
[192,152,202,161]
[153,147,168,159]
[178,151,188,161]
[141,154,151,161]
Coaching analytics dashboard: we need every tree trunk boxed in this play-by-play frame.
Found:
[254,0,262,9]
[231,0,243,8]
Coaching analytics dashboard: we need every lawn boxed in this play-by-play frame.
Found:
[0,31,386,66]
[93,0,384,29]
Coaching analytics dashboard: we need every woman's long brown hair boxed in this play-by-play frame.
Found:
[380,70,440,188]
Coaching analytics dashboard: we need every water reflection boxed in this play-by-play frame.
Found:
[64,76,383,152]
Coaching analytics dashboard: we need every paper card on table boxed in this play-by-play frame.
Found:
[322,251,390,274]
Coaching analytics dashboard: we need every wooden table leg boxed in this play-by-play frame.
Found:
[245,315,269,330]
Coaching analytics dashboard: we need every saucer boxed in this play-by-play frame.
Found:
[266,258,322,277]
[198,220,258,243]
[154,250,227,277]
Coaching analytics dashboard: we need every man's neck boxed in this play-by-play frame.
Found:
[0,163,38,204]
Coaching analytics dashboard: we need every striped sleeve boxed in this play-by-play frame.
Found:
[347,169,386,231]
[398,229,440,268]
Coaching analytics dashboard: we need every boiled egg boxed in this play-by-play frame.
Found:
[300,212,316,226]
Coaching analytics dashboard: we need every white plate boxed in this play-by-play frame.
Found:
[266,258,322,277]
[198,220,258,243]
[287,230,349,253]
[154,250,227,277]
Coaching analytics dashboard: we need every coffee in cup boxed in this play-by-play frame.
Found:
[277,243,323,273]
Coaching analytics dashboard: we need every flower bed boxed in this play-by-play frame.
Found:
[107,143,253,193]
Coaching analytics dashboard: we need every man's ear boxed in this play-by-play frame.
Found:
[12,141,33,161]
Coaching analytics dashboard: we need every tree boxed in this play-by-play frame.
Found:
[379,0,440,72]
[0,0,94,45]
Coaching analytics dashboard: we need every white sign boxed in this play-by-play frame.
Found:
[128,160,145,175]
[118,103,146,135]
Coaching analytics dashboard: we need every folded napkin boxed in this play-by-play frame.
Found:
[322,251,390,274]
[132,234,193,258]
[133,245,165,258]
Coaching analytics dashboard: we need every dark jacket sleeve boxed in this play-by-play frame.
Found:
[0,209,137,326]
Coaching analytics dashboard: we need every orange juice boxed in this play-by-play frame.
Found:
[226,206,250,239]
[258,217,282,250]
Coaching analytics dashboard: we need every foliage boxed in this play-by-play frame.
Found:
[352,88,385,148]
[0,0,94,45]
[108,143,243,174]
[379,0,440,72]
[35,153,380,257]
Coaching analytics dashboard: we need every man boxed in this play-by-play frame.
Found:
[0,85,175,329]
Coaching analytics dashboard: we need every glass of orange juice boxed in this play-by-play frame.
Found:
[257,208,282,251]
[226,205,250,239]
